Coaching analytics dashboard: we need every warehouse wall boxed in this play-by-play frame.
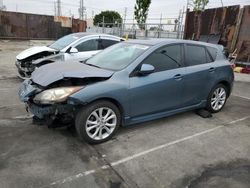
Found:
[0,11,86,40]
[184,5,250,61]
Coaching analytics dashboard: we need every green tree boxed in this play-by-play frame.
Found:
[193,0,209,11]
[134,0,151,30]
[93,11,122,28]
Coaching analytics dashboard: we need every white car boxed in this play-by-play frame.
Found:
[15,33,124,78]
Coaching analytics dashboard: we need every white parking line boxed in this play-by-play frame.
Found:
[47,115,250,187]
[232,94,250,100]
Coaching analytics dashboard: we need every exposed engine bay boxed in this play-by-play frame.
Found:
[16,51,58,78]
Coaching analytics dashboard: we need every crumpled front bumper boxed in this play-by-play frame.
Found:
[26,102,74,119]
[19,79,41,102]
[15,60,35,79]
[19,80,76,119]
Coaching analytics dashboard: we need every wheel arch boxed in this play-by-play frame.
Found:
[86,97,125,124]
[217,80,232,97]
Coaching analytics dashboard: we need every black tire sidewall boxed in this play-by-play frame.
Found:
[206,84,228,113]
[75,100,121,144]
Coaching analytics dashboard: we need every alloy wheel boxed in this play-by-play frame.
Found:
[85,107,117,141]
[211,87,226,111]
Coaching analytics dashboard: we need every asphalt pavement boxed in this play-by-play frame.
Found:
[0,40,249,188]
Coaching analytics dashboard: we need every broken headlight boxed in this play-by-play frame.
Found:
[33,86,82,104]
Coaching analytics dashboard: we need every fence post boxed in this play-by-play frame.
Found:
[183,8,189,39]
[102,16,105,33]
[230,7,244,52]
[25,14,29,39]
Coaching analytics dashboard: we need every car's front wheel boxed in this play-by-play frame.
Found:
[206,84,228,113]
[75,100,121,144]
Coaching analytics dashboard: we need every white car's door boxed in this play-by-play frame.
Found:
[99,37,121,49]
[64,38,101,61]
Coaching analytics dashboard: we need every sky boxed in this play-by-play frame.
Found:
[2,0,250,23]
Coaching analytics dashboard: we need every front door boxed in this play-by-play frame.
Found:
[65,38,101,61]
[129,44,185,117]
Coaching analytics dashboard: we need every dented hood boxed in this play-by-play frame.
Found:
[32,53,64,65]
[31,61,114,87]
[16,46,57,60]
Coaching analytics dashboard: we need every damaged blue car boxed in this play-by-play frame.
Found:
[19,39,234,144]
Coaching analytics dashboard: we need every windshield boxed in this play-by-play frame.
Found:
[49,34,79,50]
[85,43,149,71]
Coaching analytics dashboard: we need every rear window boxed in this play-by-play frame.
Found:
[100,39,119,49]
[206,46,218,61]
[186,45,207,66]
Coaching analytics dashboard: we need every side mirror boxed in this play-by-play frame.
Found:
[138,64,155,76]
[69,47,78,53]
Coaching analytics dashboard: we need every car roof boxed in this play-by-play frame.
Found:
[70,32,123,40]
[125,38,220,49]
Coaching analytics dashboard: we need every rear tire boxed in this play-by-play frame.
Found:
[206,84,228,113]
[75,100,121,144]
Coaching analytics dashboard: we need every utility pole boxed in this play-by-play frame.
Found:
[186,0,189,10]
[124,7,127,25]
[123,7,127,36]
[54,1,57,16]
[79,0,86,20]
[220,0,224,7]
[159,13,162,28]
[177,9,182,39]
[158,13,162,38]
[0,0,6,11]
[179,7,185,39]
[57,0,62,16]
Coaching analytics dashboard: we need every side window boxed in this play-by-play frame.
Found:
[100,39,119,49]
[185,45,207,66]
[75,39,98,52]
[206,46,217,61]
[142,44,182,72]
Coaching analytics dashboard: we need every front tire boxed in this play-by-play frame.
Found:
[206,84,228,113]
[75,100,121,144]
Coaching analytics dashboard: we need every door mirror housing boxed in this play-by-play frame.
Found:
[138,64,155,76]
[69,47,78,53]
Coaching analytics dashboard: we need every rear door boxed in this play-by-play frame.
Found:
[75,38,101,60]
[99,38,121,50]
[182,44,216,106]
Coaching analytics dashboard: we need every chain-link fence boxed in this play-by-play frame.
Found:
[86,22,184,39]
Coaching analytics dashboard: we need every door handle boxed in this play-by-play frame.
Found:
[209,67,215,72]
[173,74,182,80]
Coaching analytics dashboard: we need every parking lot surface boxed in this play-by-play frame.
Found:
[0,40,250,188]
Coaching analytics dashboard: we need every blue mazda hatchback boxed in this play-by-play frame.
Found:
[19,39,234,144]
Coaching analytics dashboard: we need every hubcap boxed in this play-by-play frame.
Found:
[85,107,117,140]
[211,87,226,111]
